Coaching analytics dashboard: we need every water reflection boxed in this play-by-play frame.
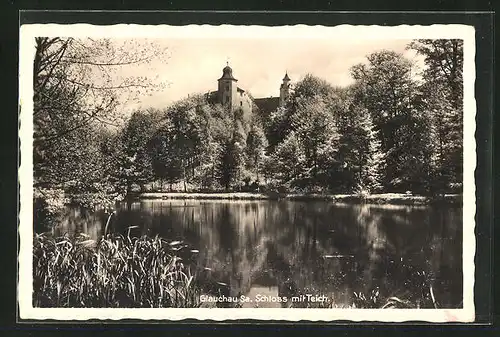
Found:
[47,200,463,308]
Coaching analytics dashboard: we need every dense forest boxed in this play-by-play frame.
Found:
[32,38,464,223]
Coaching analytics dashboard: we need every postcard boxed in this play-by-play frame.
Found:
[18,23,476,322]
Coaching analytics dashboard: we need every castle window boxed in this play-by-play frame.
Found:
[226,85,229,91]
[240,101,243,106]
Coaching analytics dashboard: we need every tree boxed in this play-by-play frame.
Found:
[217,112,247,191]
[408,39,463,110]
[32,37,169,224]
[267,74,340,150]
[408,39,463,192]
[264,131,307,190]
[113,111,160,195]
[162,95,222,191]
[266,106,288,150]
[291,97,340,188]
[358,113,385,193]
[218,137,242,191]
[291,74,337,101]
[264,74,345,192]
[336,96,385,193]
[145,95,236,192]
[33,37,168,158]
[350,50,433,192]
[245,119,268,183]
[148,121,183,191]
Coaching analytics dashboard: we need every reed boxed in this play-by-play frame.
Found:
[33,232,202,308]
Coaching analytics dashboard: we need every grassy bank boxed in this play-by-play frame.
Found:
[33,233,202,308]
[138,192,462,205]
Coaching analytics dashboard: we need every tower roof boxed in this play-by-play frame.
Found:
[218,65,237,81]
[283,72,291,81]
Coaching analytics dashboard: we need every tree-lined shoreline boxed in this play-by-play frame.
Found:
[136,192,462,205]
[33,38,464,221]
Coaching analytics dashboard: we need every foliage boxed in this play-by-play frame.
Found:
[127,52,462,196]
[148,120,185,190]
[31,40,465,310]
[33,37,169,221]
[244,119,268,183]
[264,75,344,191]
[336,100,385,193]
[216,108,249,190]
[361,116,385,193]
[33,232,202,308]
[266,74,340,149]
[264,131,307,191]
[148,95,232,191]
[218,137,244,190]
[408,39,463,110]
[349,50,435,192]
[408,39,464,193]
[352,262,440,309]
[291,97,340,188]
[291,73,338,102]
[109,110,162,195]
[140,94,264,192]
[33,188,67,230]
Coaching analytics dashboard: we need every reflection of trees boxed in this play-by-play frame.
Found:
[352,205,462,307]
[260,202,462,308]
[267,203,359,307]
[50,206,107,241]
[53,200,463,308]
[143,200,271,306]
[426,206,463,307]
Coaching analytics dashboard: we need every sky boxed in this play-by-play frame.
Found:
[122,37,423,111]
[23,23,474,117]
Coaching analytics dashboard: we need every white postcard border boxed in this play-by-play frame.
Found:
[18,23,476,322]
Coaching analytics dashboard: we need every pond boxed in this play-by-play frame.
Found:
[47,200,463,308]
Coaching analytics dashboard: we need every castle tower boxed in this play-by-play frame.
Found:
[217,63,238,111]
[279,72,291,107]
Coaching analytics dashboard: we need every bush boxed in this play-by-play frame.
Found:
[33,188,66,231]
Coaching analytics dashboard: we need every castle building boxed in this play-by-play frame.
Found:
[210,64,291,116]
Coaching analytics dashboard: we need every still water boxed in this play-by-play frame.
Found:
[49,200,463,308]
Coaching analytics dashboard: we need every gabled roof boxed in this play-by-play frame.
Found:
[254,97,280,114]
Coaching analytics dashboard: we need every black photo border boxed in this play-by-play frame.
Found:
[2,4,495,336]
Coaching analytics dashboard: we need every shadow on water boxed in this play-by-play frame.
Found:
[43,200,463,308]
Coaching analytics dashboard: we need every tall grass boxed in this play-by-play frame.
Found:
[33,232,202,308]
